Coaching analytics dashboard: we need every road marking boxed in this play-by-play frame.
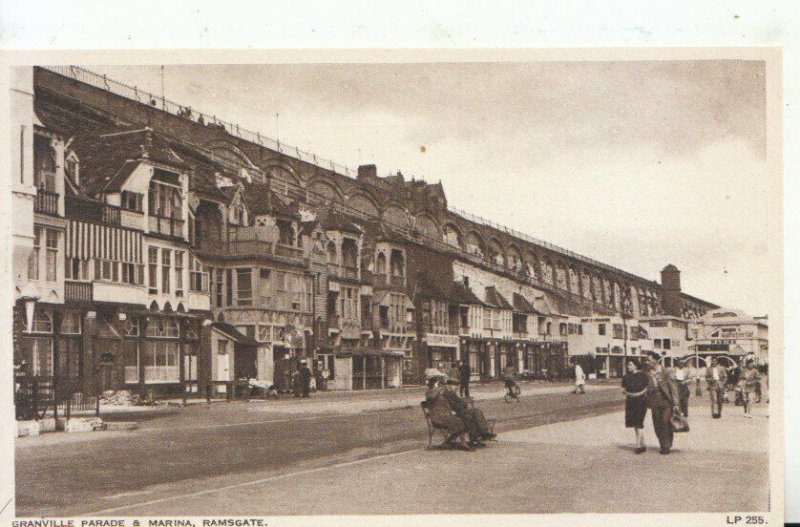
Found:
[84,448,421,516]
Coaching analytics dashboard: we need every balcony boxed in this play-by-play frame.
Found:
[513,331,529,340]
[198,238,273,259]
[65,281,92,303]
[328,263,360,281]
[35,188,59,216]
[65,196,124,225]
[275,243,304,260]
[148,215,184,238]
[373,273,405,288]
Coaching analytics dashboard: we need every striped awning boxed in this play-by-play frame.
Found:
[66,220,143,263]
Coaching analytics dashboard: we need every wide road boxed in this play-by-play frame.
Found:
[16,386,623,516]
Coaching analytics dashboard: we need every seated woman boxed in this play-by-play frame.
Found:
[439,381,497,447]
[425,376,473,451]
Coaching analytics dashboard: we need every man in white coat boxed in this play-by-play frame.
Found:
[573,359,586,394]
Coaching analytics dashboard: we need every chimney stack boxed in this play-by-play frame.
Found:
[357,164,377,181]
[660,264,682,317]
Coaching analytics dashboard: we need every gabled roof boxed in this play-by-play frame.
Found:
[512,292,544,315]
[484,286,513,310]
[242,181,299,219]
[317,208,363,235]
[449,281,485,306]
[415,272,450,301]
[70,128,190,194]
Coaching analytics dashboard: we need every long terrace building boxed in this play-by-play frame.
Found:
[10,66,721,400]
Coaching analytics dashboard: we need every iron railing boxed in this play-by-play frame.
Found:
[65,281,92,302]
[41,65,656,318]
[35,188,59,215]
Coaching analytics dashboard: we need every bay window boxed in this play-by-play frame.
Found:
[236,268,252,306]
[175,250,184,297]
[161,249,171,293]
[148,247,159,294]
[45,230,58,282]
[28,227,41,280]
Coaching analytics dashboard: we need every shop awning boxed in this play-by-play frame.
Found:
[335,347,404,358]
[211,322,261,346]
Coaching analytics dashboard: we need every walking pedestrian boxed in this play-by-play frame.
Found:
[573,359,586,394]
[643,351,681,455]
[458,360,472,398]
[622,359,648,453]
[674,359,691,417]
[740,361,761,418]
[706,358,727,418]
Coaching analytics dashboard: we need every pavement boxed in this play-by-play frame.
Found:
[91,398,769,516]
[16,384,625,516]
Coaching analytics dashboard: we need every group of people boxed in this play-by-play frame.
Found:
[621,352,765,455]
[425,370,497,451]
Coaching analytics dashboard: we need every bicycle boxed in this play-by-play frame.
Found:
[503,378,522,403]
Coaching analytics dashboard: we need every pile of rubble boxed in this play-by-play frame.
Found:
[99,390,160,406]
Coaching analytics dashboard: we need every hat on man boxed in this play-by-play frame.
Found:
[300,359,307,364]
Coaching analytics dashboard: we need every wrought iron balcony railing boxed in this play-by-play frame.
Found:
[35,188,59,215]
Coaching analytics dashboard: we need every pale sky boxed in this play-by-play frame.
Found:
[86,62,770,315]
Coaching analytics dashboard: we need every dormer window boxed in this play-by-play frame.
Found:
[148,170,184,238]
[121,191,144,213]
[148,172,182,219]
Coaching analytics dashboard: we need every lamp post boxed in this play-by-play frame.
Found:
[622,313,629,376]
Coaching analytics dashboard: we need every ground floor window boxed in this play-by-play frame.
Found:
[143,340,180,383]
[57,338,82,379]
[123,340,140,383]
[469,349,480,375]
[21,336,53,376]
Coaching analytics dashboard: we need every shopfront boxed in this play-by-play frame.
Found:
[350,350,403,390]
[427,333,460,375]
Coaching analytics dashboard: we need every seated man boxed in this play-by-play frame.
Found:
[439,382,496,446]
[425,376,472,451]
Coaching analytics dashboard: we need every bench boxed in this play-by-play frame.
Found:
[421,399,497,447]
[421,400,451,447]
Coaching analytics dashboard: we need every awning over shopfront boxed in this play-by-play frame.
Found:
[211,322,261,347]
[335,347,404,359]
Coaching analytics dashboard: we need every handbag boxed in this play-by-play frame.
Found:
[670,412,690,433]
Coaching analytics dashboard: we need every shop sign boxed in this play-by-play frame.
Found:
[426,334,459,348]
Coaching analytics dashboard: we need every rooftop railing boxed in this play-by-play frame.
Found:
[42,65,653,317]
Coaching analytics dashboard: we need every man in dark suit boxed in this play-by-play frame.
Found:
[706,357,728,418]
[298,359,312,398]
[458,360,472,398]
[643,352,681,455]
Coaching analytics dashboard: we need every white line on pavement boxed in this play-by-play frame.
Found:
[84,448,422,516]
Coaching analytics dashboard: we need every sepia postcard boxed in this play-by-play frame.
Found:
[0,47,784,527]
